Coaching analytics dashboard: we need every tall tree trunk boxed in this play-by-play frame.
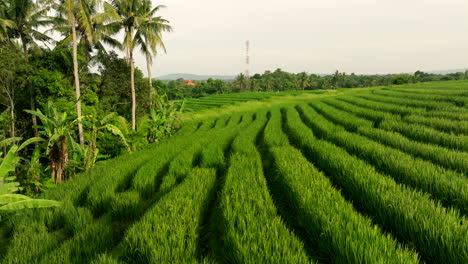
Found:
[9,101,14,138]
[130,50,136,131]
[72,20,85,147]
[146,39,153,110]
[20,34,38,137]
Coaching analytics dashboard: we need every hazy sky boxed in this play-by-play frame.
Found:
[131,0,468,77]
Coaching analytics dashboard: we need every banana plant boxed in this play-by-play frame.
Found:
[25,102,80,183]
[0,143,61,212]
[148,93,185,143]
[83,112,129,169]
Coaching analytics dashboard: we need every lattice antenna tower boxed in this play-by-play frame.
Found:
[245,41,251,90]
[245,41,250,79]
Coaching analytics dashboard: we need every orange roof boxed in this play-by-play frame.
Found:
[184,80,196,86]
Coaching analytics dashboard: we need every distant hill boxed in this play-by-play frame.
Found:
[158,73,236,81]
[427,68,468,74]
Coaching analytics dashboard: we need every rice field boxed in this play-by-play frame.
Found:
[184,90,327,112]
[1,81,467,263]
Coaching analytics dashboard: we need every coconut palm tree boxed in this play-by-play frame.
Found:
[53,0,99,148]
[235,73,247,92]
[0,0,15,42]
[135,3,172,108]
[297,72,310,90]
[104,0,171,130]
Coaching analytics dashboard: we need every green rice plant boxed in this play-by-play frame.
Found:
[356,92,459,111]
[130,117,223,198]
[120,168,217,263]
[84,155,153,216]
[199,114,248,170]
[60,201,94,236]
[299,103,468,214]
[110,191,142,220]
[403,115,468,135]
[156,115,245,197]
[389,87,468,96]
[1,222,58,264]
[85,118,219,215]
[295,104,344,138]
[263,108,419,263]
[376,89,467,106]
[308,100,373,131]
[337,95,421,116]
[90,254,122,264]
[358,127,468,175]
[322,97,397,123]
[1,145,164,263]
[330,131,468,214]
[419,109,468,121]
[380,119,468,152]
[283,106,468,264]
[38,217,114,264]
[217,110,313,263]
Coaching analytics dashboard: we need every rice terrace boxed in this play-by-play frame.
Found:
[0,81,466,263]
[1,0,468,263]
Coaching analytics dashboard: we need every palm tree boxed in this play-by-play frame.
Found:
[54,0,99,148]
[136,3,172,108]
[297,72,310,90]
[235,73,247,92]
[104,0,171,130]
[0,0,15,42]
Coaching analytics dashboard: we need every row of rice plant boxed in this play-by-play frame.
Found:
[376,88,467,106]
[262,107,419,263]
[322,97,396,123]
[380,119,468,152]
[299,102,468,215]
[356,92,460,111]
[216,110,313,263]
[120,168,217,263]
[402,115,468,135]
[283,105,468,264]
[305,99,468,174]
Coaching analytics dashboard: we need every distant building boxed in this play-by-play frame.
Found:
[184,80,196,86]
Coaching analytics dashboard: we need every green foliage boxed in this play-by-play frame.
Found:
[0,143,60,216]
[147,94,184,142]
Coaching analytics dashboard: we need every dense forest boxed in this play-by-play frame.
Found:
[0,0,466,199]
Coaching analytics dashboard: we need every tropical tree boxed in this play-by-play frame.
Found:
[296,71,310,90]
[83,112,128,169]
[0,139,60,213]
[135,2,172,108]
[235,73,247,92]
[25,102,80,183]
[0,44,31,138]
[0,0,15,42]
[4,0,54,137]
[104,0,171,130]
[54,0,99,147]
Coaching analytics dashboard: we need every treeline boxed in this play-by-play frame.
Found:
[157,69,468,100]
[0,0,177,195]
